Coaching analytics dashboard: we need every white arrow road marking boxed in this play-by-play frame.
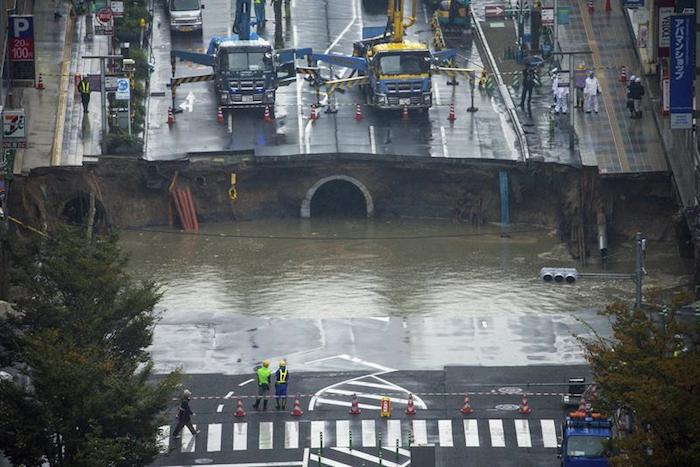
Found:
[178,91,195,113]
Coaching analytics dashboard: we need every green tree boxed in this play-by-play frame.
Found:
[578,301,700,466]
[0,226,180,466]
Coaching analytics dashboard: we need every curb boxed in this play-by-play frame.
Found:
[50,15,76,166]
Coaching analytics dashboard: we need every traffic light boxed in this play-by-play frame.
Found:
[540,267,578,284]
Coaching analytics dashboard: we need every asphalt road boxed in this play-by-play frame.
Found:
[152,365,589,466]
[145,0,519,161]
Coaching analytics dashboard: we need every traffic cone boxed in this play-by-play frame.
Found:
[36,73,45,90]
[405,394,417,415]
[518,393,532,414]
[234,397,246,418]
[459,393,474,415]
[605,0,611,12]
[167,107,175,127]
[290,395,304,416]
[619,66,627,82]
[447,103,456,122]
[354,103,363,121]
[401,105,409,121]
[588,0,594,13]
[263,105,272,123]
[310,104,318,122]
[349,393,362,415]
[216,106,224,124]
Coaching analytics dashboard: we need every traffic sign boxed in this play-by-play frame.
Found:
[8,15,35,81]
[97,8,112,22]
[115,78,130,100]
[485,5,506,17]
[542,7,554,26]
[94,8,114,35]
[109,0,124,17]
[2,109,27,149]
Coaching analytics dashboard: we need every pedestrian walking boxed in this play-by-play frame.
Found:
[172,389,200,439]
[550,68,559,108]
[519,66,536,112]
[574,63,587,109]
[626,75,636,117]
[252,359,272,410]
[630,77,644,118]
[254,0,266,26]
[274,359,289,410]
[583,71,600,114]
[554,84,569,115]
[77,76,91,113]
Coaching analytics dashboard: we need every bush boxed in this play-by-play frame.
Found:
[104,131,144,155]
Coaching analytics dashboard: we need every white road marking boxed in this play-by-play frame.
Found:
[324,0,358,55]
[217,404,224,413]
[489,419,506,447]
[434,81,442,106]
[422,2,430,24]
[308,454,352,467]
[208,423,222,452]
[362,419,376,447]
[178,91,195,112]
[369,125,376,154]
[440,126,449,157]
[438,419,453,447]
[239,378,255,387]
[224,391,235,399]
[302,447,309,467]
[463,419,480,447]
[369,376,428,409]
[387,419,402,447]
[310,421,326,448]
[162,463,304,467]
[514,419,532,448]
[315,397,380,410]
[382,445,411,457]
[233,422,247,450]
[369,316,390,323]
[331,448,403,467]
[346,380,400,391]
[158,425,170,453]
[335,420,350,447]
[259,422,274,450]
[181,424,196,452]
[412,419,428,446]
[326,388,411,404]
[285,421,299,449]
[541,419,558,448]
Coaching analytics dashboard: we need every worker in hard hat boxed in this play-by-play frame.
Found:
[274,359,290,410]
[252,359,272,410]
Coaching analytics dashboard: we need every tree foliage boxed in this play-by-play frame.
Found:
[578,301,700,466]
[0,226,180,466]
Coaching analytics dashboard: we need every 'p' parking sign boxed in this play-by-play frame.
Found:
[8,15,36,82]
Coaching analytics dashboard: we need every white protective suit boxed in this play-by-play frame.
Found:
[584,75,600,113]
[554,86,570,114]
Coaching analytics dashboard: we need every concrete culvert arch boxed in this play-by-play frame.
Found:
[301,175,374,219]
[61,192,106,227]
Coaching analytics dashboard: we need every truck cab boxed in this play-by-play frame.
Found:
[560,413,612,467]
[168,0,203,33]
[212,39,297,109]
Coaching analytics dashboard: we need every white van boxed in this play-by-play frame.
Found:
[168,0,203,33]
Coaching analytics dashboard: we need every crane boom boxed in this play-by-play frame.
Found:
[386,0,417,43]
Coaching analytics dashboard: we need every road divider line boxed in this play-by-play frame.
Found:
[369,125,376,154]
[440,126,449,157]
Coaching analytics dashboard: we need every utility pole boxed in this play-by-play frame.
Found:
[82,54,124,154]
[634,231,646,310]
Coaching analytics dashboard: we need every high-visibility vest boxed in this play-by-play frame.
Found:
[257,366,271,385]
[277,369,287,384]
[78,80,90,94]
[254,0,263,4]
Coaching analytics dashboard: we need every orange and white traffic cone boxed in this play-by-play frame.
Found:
[290,395,304,416]
[349,393,362,415]
[234,397,246,418]
[263,105,272,123]
[447,103,456,122]
[588,0,594,13]
[310,104,318,122]
[405,394,417,415]
[36,73,45,90]
[167,107,175,128]
[216,106,224,124]
[619,66,627,82]
[460,393,474,414]
[518,393,532,414]
[401,104,409,121]
[354,103,363,121]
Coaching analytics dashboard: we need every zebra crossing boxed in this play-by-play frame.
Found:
[157,417,561,454]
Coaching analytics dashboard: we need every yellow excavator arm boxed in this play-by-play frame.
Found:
[387,0,417,43]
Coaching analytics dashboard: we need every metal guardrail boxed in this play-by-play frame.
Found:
[470,9,530,163]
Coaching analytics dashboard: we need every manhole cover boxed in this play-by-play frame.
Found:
[495,404,521,411]
[194,459,214,464]
[497,386,523,395]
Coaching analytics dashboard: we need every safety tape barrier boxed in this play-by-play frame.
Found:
[180,391,574,401]
[170,74,216,86]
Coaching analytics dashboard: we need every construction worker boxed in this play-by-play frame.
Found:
[584,71,600,114]
[77,76,91,113]
[254,0,266,26]
[274,360,289,410]
[554,83,570,115]
[252,359,272,410]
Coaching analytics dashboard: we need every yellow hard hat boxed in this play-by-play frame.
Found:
[262,359,270,367]
[279,359,287,367]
